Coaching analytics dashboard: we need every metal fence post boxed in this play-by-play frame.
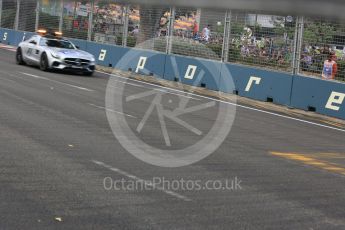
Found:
[59,0,64,32]
[221,10,231,62]
[35,0,39,32]
[122,4,129,47]
[14,0,21,30]
[166,6,175,54]
[292,16,304,75]
[87,0,94,41]
[0,0,3,28]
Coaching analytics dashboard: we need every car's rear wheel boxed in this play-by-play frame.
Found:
[16,48,25,65]
[40,53,49,71]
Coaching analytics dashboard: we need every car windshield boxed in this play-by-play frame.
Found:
[40,38,75,49]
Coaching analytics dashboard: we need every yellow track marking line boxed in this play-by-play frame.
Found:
[270,152,345,176]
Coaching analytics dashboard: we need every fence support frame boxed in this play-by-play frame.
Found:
[0,0,3,27]
[59,0,64,32]
[34,0,39,32]
[166,6,175,54]
[87,0,94,41]
[122,4,129,47]
[221,10,231,62]
[292,16,304,75]
[14,0,20,30]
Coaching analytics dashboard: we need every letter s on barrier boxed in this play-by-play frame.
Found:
[3,32,8,41]
[184,65,197,80]
[98,49,107,61]
[245,76,261,92]
[325,91,345,111]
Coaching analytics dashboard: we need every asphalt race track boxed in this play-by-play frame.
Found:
[0,48,345,229]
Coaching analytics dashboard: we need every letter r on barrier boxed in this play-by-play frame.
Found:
[325,91,345,111]
[184,65,197,80]
[245,76,261,92]
[136,57,147,73]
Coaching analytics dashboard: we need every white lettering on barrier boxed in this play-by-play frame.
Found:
[98,49,107,61]
[245,76,261,92]
[3,32,8,41]
[325,91,345,111]
[184,65,197,80]
[136,57,147,73]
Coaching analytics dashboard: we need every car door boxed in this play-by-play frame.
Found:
[24,36,39,64]
[29,36,42,65]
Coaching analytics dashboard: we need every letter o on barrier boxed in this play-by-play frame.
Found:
[325,91,345,111]
[184,65,197,80]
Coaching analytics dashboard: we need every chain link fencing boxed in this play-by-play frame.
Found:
[1,0,345,81]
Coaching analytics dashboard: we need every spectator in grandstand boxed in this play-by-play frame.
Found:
[201,25,211,43]
[322,52,337,80]
[193,21,199,37]
[131,26,139,38]
[301,52,312,71]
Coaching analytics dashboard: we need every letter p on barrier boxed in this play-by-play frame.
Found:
[325,91,345,111]
[136,57,147,73]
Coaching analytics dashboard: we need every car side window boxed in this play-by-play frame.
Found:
[39,38,47,46]
[28,36,38,45]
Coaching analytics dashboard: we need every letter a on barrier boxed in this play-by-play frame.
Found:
[136,57,147,73]
[245,76,261,92]
[325,91,345,111]
[184,65,197,80]
[98,49,107,61]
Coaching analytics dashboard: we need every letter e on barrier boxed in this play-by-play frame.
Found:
[136,56,147,73]
[325,91,345,111]
[184,65,197,80]
[98,49,107,61]
[245,76,261,92]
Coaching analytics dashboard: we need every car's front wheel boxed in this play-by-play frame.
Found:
[83,71,94,77]
[40,53,49,71]
[16,48,25,65]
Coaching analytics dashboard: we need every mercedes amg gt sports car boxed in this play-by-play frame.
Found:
[16,30,96,76]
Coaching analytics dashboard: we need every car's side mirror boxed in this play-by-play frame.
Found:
[75,46,80,49]
[30,41,37,45]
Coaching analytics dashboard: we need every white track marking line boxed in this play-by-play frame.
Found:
[97,70,345,133]
[109,79,200,100]
[19,72,94,92]
[91,160,192,202]
[87,103,137,118]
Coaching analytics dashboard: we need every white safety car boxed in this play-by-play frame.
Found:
[16,30,96,76]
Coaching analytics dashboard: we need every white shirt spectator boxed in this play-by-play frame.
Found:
[202,26,210,42]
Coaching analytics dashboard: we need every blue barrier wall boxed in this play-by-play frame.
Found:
[291,75,345,119]
[220,63,293,105]
[0,28,16,45]
[113,48,166,78]
[164,55,224,91]
[1,27,345,120]
[68,38,88,51]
